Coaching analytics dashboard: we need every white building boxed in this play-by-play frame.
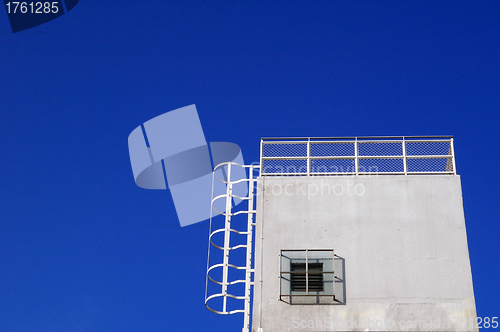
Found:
[207,136,477,332]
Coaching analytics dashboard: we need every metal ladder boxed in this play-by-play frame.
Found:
[205,162,259,332]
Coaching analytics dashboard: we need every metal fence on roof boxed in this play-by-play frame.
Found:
[260,136,456,176]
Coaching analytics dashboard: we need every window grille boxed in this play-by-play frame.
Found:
[279,249,344,304]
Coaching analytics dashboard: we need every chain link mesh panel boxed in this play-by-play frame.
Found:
[407,157,454,173]
[406,141,451,156]
[310,142,355,157]
[310,159,355,174]
[262,143,307,157]
[358,158,404,173]
[262,159,307,174]
[358,142,402,156]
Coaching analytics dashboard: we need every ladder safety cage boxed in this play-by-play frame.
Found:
[260,136,456,176]
[205,162,260,332]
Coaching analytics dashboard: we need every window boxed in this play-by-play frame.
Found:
[279,249,344,304]
[290,262,324,292]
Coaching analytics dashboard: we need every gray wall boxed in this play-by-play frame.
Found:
[252,175,477,332]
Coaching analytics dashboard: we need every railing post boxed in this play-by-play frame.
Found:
[354,138,358,175]
[307,138,311,176]
[450,137,457,175]
[402,137,408,175]
[259,139,264,175]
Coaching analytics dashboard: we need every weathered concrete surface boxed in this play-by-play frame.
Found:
[252,175,477,332]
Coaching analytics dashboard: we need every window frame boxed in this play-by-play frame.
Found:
[279,249,343,304]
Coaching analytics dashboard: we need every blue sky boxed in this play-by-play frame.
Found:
[1,1,499,331]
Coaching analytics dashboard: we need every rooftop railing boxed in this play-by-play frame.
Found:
[260,136,456,176]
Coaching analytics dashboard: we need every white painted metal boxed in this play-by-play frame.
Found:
[402,137,408,175]
[221,163,232,313]
[307,138,311,176]
[242,165,257,332]
[259,137,264,177]
[205,162,259,332]
[354,137,359,175]
[260,136,456,176]
[451,137,457,174]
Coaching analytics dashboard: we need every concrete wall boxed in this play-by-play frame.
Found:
[252,175,477,332]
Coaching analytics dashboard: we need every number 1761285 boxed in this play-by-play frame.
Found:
[5,2,60,14]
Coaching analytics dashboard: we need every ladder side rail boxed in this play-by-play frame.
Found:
[242,165,257,332]
[221,163,233,313]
